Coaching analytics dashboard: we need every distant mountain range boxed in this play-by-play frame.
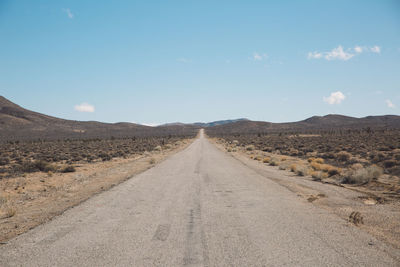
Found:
[160,118,249,128]
[205,114,400,135]
[1,96,399,141]
[0,96,198,140]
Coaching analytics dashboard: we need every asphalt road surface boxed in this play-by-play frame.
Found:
[0,130,398,266]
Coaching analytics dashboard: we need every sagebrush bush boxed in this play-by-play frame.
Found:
[245,145,255,151]
[337,151,352,162]
[263,157,271,163]
[342,165,383,184]
[295,165,309,176]
[21,160,56,173]
[61,165,76,173]
[290,164,297,172]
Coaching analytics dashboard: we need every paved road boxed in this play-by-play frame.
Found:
[0,130,398,266]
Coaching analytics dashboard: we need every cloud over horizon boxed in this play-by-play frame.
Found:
[62,8,74,19]
[386,99,395,108]
[308,45,381,61]
[74,103,95,112]
[323,91,346,105]
[252,52,267,61]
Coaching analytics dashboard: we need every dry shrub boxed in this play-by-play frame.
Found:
[254,156,262,161]
[153,145,162,152]
[21,160,56,173]
[290,164,297,172]
[383,160,396,169]
[351,163,363,170]
[342,165,383,184]
[269,158,279,166]
[349,211,364,225]
[311,171,328,181]
[313,158,324,164]
[245,145,255,151]
[263,157,271,163]
[310,162,323,171]
[149,158,156,164]
[61,165,76,173]
[164,144,173,149]
[295,165,309,176]
[279,162,290,170]
[327,167,341,177]
[336,151,351,162]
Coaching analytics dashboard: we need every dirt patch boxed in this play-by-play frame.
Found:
[0,139,193,243]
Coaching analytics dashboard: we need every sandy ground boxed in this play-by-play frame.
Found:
[212,138,400,250]
[0,139,193,243]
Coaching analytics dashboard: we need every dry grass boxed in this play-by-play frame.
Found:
[269,157,280,166]
[245,145,255,151]
[263,157,271,163]
[290,164,297,172]
[336,151,352,162]
[342,165,383,184]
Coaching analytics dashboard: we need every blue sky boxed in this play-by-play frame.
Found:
[1,0,399,125]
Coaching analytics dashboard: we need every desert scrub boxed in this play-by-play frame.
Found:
[21,160,56,173]
[263,157,271,163]
[290,164,297,172]
[149,158,156,164]
[269,157,279,166]
[253,156,262,161]
[61,165,76,173]
[295,165,309,176]
[342,165,383,184]
[245,145,255,151]
[336,151,352,162]
[311,171,328,181]
[153,145,162,152]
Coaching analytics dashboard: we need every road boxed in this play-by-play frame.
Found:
[0,130,398,266]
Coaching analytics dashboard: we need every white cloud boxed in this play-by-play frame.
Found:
[177,58,190,63]
[386,99,395,108]
[62,8,74,19]
[323,91,346,105]
[325,46,354,61]
[74,103,95,112]
[252,52,267,61]
[354,46,363,53]
[308,51,323,59]
[370,45,381,54]
[308,45,381,61]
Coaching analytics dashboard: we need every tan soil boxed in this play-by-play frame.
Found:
[0,139,193,243]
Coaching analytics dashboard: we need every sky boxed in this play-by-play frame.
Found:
[0,0,399,125]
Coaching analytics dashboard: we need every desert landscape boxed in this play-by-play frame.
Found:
[1,1,399,266]
[0,96,399,265]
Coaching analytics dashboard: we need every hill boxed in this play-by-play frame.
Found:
[205,114,400,135]
[0,96,199,141]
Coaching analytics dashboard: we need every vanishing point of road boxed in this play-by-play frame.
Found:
[0,130,398,266]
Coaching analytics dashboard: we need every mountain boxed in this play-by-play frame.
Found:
[2,96,400,140]
[205,114,400,135]
[193,118,249,127]
[0,96,199,141]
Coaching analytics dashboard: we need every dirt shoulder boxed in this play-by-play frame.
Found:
[0,138,194,243]
[211,138,400,250]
